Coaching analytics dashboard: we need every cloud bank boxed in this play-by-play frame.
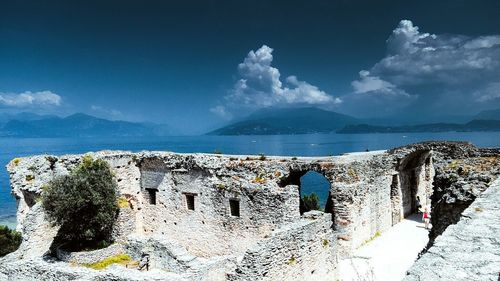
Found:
[212,45,340,118]
[347,20,500,118]
[0,91,61,108]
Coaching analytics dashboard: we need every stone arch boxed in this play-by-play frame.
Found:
[300,171,332,213]
[392,150,433,223]
[279,168,334,218]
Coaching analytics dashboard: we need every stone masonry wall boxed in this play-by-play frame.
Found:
[227,211,336,281]
[5,142,464,280]
[6,150,415,261]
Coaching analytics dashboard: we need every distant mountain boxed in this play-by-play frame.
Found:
[0,112,56,125]
[208,107,359,135]
[475,108,500,120]
[0,113,172,137]
[337,119,500,134]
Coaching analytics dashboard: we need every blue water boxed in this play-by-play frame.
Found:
[2,132,500,226]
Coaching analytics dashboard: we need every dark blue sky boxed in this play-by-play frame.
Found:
[1,0,500,133]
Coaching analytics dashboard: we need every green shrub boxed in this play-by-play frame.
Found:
[0,225,22,257]
[302,193,320,212]
[41,156,118,250]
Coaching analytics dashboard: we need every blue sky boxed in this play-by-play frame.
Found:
[1,0,500,134]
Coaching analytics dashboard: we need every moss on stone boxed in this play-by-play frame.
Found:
[84,253,132,270]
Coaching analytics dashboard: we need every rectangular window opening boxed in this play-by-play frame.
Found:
[146,188,157,205]
[230,199,240,217]
[185,194,195,210]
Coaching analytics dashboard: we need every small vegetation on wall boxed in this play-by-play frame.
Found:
[0,226,22,257]
[302,192,320,212]
[253,173,266,184]
[117,197,129,208]
[41,155,118,251]
[361,231,381,246]
[11,158,22,166]
[322,239,329,248]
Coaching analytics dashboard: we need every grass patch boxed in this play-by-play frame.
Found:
[287,256,297,265]
[117,197,129,208]
[84,253,132,270]
[361,231,381,246]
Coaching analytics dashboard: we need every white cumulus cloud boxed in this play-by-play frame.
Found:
[347,19,500,116]
[372,20,500,85]
[0,91,62,107]
[214,45,339,118]
[351,70,410,97]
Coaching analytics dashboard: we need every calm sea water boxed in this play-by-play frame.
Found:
[2,132,500,227]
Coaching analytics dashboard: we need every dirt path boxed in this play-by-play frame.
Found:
[338,214,429,281]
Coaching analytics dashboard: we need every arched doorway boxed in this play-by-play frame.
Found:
[391,150,433,224]
[299,171,332,214]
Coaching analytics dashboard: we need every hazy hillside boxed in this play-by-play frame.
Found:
[0,113,172,137]
[475,108,500,120]
[338,119,500,134]
[209,107,359,135]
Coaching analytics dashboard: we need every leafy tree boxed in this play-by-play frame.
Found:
[302,192,320,212]
[0,225,22,257]
[42,156,118,250]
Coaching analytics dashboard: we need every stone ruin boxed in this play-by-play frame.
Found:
[0,141,499,280]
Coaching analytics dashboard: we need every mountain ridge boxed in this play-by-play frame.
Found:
[209,107,500,135]
[0,113,173,137]
[208,107,359,135]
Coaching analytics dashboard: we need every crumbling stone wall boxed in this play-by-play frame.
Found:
[9,142,487,280]
[227,211,336,281]
[390,141,500,251]
[404,178,500,281]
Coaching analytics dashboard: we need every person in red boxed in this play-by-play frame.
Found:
[422,206,431,230]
